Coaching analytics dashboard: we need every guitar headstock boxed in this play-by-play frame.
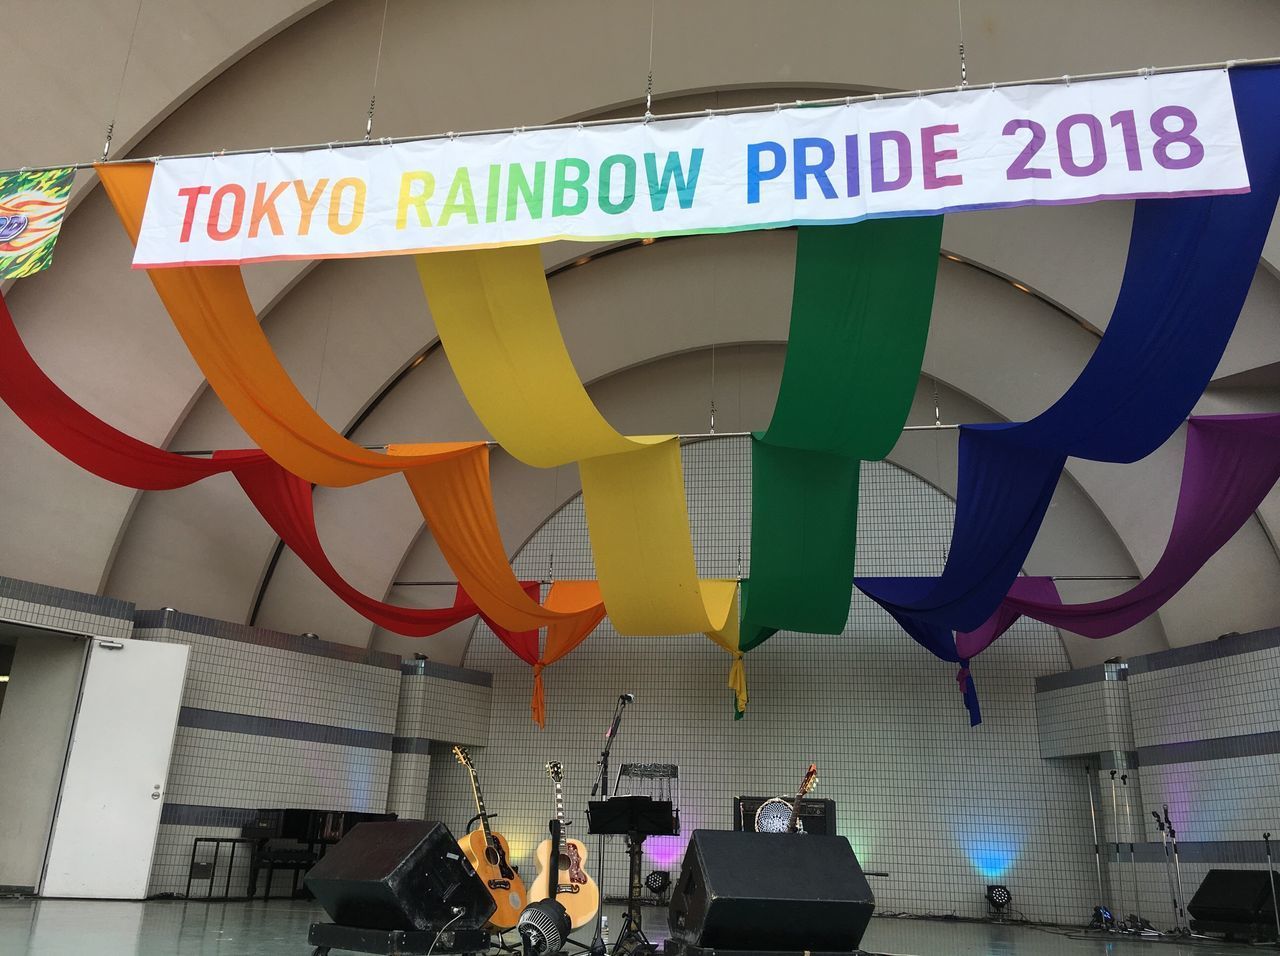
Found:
[452,745,474,771]
[799,763,819,797]
[546,760,564,783]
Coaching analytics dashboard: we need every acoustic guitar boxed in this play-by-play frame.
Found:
[528,761,600,928]
[452,746,528,930]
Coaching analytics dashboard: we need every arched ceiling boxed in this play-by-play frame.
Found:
[3,0,1279,670]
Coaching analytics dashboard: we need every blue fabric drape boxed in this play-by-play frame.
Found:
[858,65,1280,647]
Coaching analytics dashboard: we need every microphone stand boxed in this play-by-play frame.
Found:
[1109,771,1124,918]
[1084,765,1107,922]
[1264,832,1280,948]
[1152,810,1179,934]
[589,696,631,956]
[1164,805,1187,936]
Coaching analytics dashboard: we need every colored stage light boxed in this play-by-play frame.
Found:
[645,869,671,896]
[985,884,1012,913]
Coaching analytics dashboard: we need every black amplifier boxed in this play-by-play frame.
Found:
[732,796,837,835]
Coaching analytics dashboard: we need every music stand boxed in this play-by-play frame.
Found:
[588,799,677,954]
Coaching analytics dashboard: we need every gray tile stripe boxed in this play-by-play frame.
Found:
[0,575,134,621]
[179,707,393,751]
[1125,840,1274,865]
[135,609,401,670]
[392,737,433,755]
[1035,664,1107,693]
[400,660,493,687]
[1128,627,1280,675]
[1138,730,1280,766]
[1097,751,1139,770]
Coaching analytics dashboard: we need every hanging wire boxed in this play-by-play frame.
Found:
[644,0,657,116]
[709,344,717,434]
[547,465,559,584]
[366,0,392,141]
[956,0,969,88]
[13,57,1275,174]
[102,0,146,161]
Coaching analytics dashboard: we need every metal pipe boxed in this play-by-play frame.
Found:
[10,57,1280,175]
[1085,765,1106,909]
[1121,774,1143,931]
[392,573,1141,587]
[171,426,979,456]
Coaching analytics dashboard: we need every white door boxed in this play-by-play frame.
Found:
[40,637,189,899]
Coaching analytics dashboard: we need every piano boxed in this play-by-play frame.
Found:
[240,808,397,898]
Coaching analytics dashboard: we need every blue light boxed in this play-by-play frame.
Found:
[965,840,1017,879]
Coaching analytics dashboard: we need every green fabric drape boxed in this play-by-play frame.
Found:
[741,217,944,650]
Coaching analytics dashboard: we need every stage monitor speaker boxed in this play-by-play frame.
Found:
[733,796,837,835]
[1188,868,1276,925]
[668,830,874,951]
[304,821,495,931]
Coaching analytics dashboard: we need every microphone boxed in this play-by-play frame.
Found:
[620,693,635,703]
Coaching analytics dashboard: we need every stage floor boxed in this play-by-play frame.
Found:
[0,898,1266,955]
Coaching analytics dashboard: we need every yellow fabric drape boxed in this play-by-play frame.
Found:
[414,244,664,467]
[416,245,743,701]
[97,162,599,634]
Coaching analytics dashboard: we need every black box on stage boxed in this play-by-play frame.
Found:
[668,830,874,951]
[734,796,837,835]
[304,821,495,931]
[1188,868,1277,933]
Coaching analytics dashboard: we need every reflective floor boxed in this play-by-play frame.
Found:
[0,898,1268,956]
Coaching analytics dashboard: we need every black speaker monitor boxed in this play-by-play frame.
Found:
[668,830,874,951]
[304,820,495,931]
[1188,868,1276,926]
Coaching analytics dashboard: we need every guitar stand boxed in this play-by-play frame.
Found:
[612,831,654,955]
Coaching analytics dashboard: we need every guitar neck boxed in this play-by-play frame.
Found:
[468,768,493,843]
[787,790,804,832]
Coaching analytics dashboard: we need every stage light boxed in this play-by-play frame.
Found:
[645,869,671,897]
[516,899,570,955]
[985,884,1011,914]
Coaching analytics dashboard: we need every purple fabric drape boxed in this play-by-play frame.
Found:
[957,414,1280,657]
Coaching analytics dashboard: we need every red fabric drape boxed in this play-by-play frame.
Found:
[453,582,542,661]
[0,292,242,489]
[225,450,492,636]
[0,291,604,654]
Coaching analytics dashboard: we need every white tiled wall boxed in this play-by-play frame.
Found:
[135,627,399,733]
[137,622,402,895]
[164,726,392,811]
[1036,680,1134,758]
[1130,648,1280,746]
[0,594,132,641]
[421,442,1096,925]
[387,751,433,819]
[399,673,492,746]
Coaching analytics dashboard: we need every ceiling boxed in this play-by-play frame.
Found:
[4,0,1280,669]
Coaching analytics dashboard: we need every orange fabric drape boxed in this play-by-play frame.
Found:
[96,162,602,636]
[97,163,473,488]
[529,580,608,726]
[392,444,605,630]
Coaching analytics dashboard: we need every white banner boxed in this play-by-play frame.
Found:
[133,69,1248,267]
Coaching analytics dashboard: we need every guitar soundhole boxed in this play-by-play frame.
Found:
[485,846,501,865]
[557,853,572,870]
